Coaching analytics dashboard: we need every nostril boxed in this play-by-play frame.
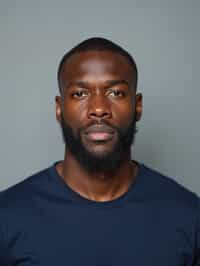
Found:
[89,111,110,118]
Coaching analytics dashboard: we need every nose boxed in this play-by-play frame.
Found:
[87,94,112,120]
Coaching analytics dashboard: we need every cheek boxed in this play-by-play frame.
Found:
[62,100,87,126]
[112,100,135,125]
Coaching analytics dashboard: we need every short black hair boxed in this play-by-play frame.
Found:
[57,37,138,94]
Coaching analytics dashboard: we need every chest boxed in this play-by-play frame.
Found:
[5,205,195,266]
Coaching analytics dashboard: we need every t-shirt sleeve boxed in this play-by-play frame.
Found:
[0,240,11,266]
[194,196,200,265]
[0,217,12,266]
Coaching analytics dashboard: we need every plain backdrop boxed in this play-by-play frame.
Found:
[0,0,199,194]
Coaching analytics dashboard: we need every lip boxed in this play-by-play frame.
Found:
[85,132,114,141]
[84,124,115,134]
[84,124,115,141]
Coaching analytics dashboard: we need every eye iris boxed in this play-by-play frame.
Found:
[113,90,123,96]
[74,91,86,97]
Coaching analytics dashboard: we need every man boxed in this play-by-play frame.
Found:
[0,37,199,266]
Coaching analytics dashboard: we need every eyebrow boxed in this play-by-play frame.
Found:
[104,79,129,87]
[67,79,129,89]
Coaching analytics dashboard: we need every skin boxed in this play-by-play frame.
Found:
[55,50,143,202]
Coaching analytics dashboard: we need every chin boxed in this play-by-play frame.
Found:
[83,143,117,158]
[87,151,114,161]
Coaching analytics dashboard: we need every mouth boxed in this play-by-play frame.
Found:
[84,132,115,141]
[83,124,115,142]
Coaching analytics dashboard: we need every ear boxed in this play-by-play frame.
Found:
[55,96,62,123]
[135,93,143,121]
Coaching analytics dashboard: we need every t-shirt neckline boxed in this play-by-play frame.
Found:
[48,160,144,208]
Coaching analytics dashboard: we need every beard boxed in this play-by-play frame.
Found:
[60,114,137,173]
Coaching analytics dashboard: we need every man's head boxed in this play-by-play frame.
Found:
[55,37,142,173]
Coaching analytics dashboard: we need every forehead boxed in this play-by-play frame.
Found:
[60,50,135,88]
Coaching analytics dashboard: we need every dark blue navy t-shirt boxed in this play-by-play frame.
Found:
[0,162,200,266]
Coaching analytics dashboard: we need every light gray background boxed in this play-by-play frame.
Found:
[0,0,199,194]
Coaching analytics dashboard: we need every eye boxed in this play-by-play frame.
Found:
[71,90,88,98]
[108,89,126,97]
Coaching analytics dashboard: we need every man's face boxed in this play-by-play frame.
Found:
[56,50,142,172]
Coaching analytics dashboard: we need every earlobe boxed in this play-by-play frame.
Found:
[135,93,143,121]
[55,96,62,123]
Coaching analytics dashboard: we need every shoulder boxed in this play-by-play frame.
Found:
[0,166,52,210]
[138,163,199,210]
[138,163,200,263]
[0,166,53,254]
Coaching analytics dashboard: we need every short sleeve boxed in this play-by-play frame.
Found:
[0,239,11,266]
[0,212,12,266]
[193,196,200,265]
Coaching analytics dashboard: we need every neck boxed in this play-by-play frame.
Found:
[56,149,138,202]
